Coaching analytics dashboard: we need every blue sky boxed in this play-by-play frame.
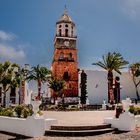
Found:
[0,0,140,70]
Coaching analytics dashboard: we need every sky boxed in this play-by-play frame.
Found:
[0,0,140,71]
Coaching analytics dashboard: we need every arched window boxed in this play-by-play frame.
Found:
[59,29,62,36]
[71,30,73,36]
[65,24,68,28]
[59,52,64,60]
[65,29,68,37]
[63,71,69,80]
[68,53,72,60]
[59,25,62,28]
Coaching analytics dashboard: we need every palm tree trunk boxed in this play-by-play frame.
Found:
[2,86,7,107]
[108,71,113,103]
[37,80,41,99]
[132,75,140,100]
[135,84,140,100]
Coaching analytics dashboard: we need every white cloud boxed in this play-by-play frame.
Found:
[121,0,140,18]
[0,43,25,60]
[0,30,16,41]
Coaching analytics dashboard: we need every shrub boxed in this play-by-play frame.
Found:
[0,108,14,117]
[129,106,140,115]
[14,105,24,118]
[21,108,30,118]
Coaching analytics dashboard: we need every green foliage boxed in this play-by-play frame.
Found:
[93,52,129,74]
[57,103,69,110]
[129,106,140,115]
[26,64,51,97]
[0,107,14,117]
[80,70,88,104]
[0,105,33,118]
[48,77,65,95]
[14,105,24,118]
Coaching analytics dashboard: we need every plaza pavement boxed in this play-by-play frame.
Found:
[42,110,115,126]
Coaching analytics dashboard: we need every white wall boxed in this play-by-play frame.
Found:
[84,70,140,105]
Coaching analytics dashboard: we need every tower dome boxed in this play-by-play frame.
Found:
[57,7,74,24]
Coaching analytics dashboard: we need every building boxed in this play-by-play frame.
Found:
[51,8,78,97]
[82,70,140,105]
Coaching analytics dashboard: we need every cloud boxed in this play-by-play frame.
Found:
[0,43,26,60]
[0,30,16,41]
[121,0,140,18]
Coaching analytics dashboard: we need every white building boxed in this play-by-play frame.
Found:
[81,70,140,105]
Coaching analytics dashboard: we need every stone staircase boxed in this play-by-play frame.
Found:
[45,124,115,136]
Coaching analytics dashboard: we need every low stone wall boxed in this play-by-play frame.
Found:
[0,116,45,137]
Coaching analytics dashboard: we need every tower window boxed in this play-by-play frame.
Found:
[63,71,69,80]
[59,29,62,36]
[59,25,62,28]
[68,53,72,60]
[65,24,68,28]
[71,30,73,36]
[65,29,68,37]
[59,52,64,60]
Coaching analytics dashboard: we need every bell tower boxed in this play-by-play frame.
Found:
[51,7,78,97]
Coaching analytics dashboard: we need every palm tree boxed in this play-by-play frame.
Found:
[93,52,129,103]
[26,64,51,99]
[48,77,65,104]
[0,61,20,107]
[129,62,140,100]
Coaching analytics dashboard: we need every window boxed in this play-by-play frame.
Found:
[71,30,74,36]
[59,25,62,28]
[59,52,64,60]
[65,29,68,37]
[59,29,62,36]
[65,24,68,28]
[69,84,71,88]
[68,53,72,60]
[63,71,69,80]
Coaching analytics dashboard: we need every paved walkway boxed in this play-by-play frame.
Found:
[43,110,115,126]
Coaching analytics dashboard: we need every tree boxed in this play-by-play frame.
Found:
[80,70,88,105]
[93,52,129,103]
[0,61,20,107]
[129,62,140,100]
[26,65,51,99]
[48,77,65,103]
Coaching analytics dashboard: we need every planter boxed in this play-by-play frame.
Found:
[31,100,41,117]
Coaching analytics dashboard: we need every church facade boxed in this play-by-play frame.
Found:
[51,8,78,97]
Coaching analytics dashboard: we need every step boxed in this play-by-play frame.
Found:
[51,124,111,131]
[45,128,115,136]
